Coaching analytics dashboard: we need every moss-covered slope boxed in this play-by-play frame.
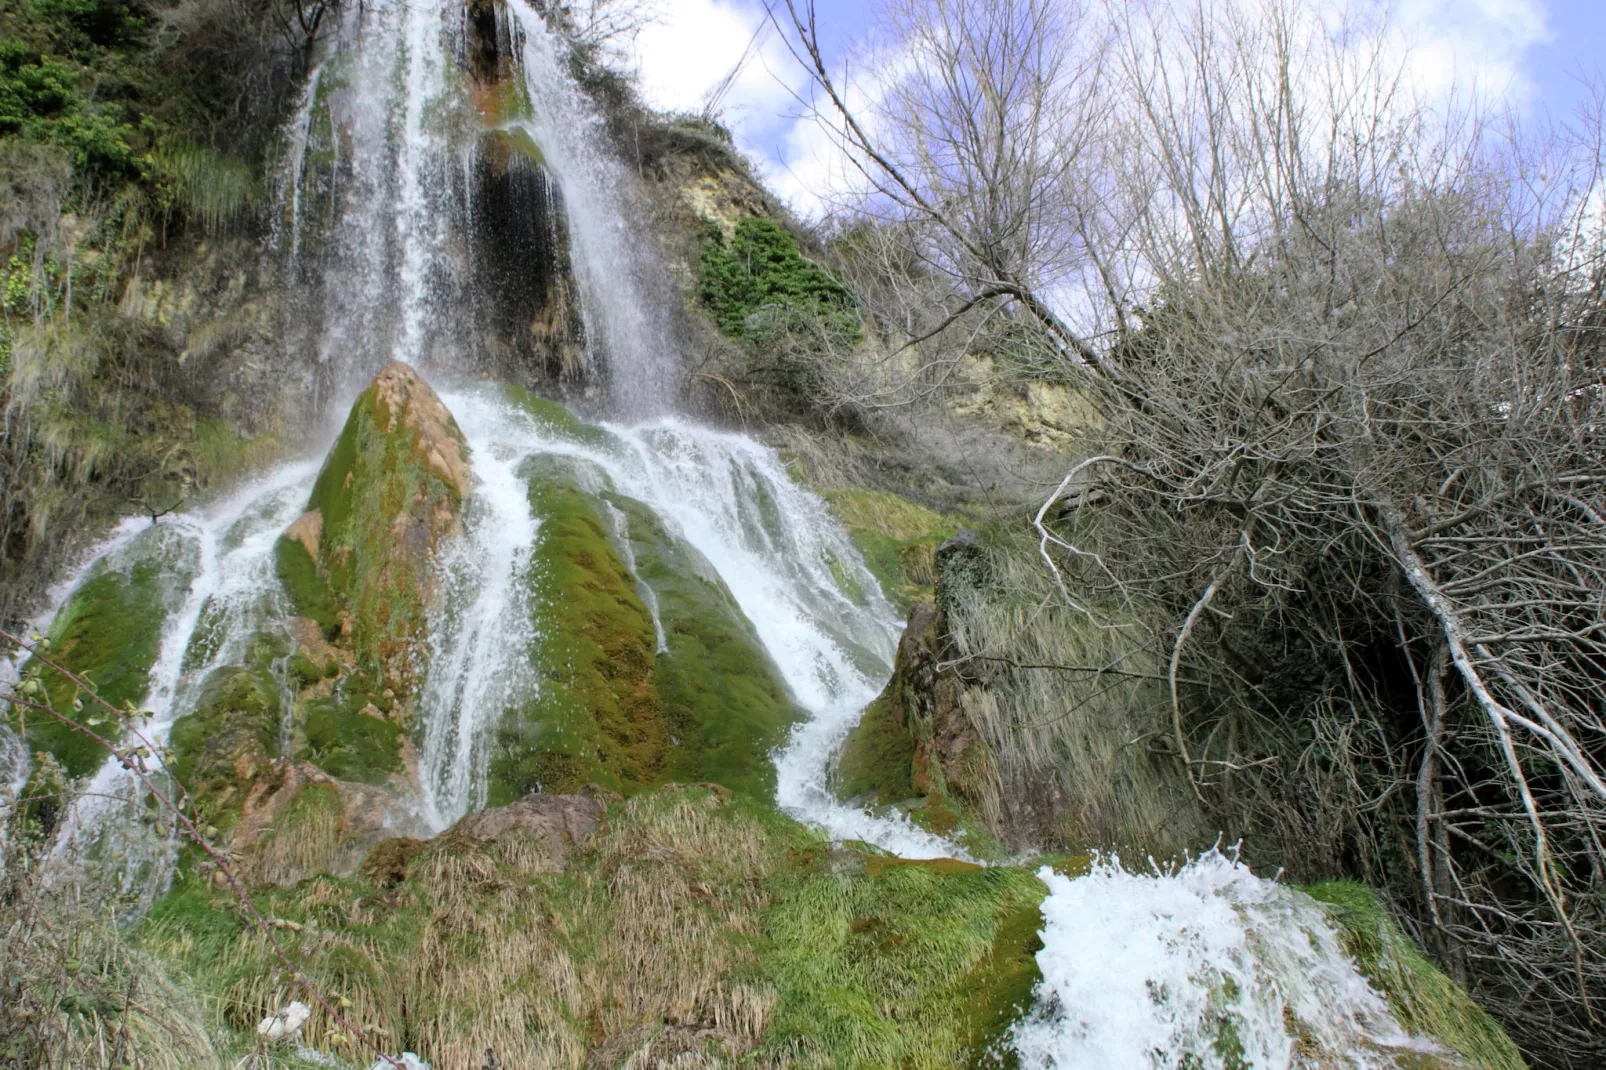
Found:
[490,455,667,800]
[9,527,194,778]
[139,784,1048,1069]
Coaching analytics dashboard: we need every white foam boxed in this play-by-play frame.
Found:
[1010,850,1431,1069]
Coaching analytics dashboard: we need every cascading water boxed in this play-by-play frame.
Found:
[43,462,320,908]
[1011,851,1444,1069]
[502,1,679,417]
[414,418,541,830]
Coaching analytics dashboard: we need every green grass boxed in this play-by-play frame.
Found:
[824,489,960,611]
[137,784,1047,1069]
[1304,881,1526,1070]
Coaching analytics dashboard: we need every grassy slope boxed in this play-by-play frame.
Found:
[141,785,1049,1069]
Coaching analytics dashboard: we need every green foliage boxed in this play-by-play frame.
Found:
[698,217,861,343]
[1305,882,1526,1070]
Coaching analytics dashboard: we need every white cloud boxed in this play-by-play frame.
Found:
[1396,0,1551,104]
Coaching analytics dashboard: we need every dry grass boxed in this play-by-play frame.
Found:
[945,529,1204,855]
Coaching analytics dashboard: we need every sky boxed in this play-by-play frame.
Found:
[625,0,1606,218]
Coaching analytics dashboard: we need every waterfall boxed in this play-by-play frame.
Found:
[43,462,320,908]
[503,0,680,418]
[1,4,1448,1065]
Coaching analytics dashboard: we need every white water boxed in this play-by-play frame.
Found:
[1012,851,1438,1069]
[504,0,679,418]
[415,425,541,830]
[46,461,319,905]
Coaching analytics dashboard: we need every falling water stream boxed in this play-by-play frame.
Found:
[2,1,1444,1065]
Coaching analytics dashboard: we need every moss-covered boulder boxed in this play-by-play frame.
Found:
[285,361,470,695]
[605,493,805,797]
[489,457,666,801]
[168,652,284,832]
[486,444,805,803]
[11,528,194,779]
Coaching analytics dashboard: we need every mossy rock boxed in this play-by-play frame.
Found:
[299,686,405,786]
[833,693,915,804]
[501,382,613,450]
[606,492,805,798]
[274,535,339,639]
[1304,882,1526,1070]
[489,457,665,802]
[168,664,282,830]
[306,362,469,690]
[14,536,188,778]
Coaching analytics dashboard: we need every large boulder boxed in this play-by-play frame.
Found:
[278,361,470,699]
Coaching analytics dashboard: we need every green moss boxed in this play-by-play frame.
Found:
[1304,881,1526,1070]
[833,694,915,804]
[286,652,322,688]
[757,848,1048,1067]
[304,376,466,685]
[489,458,664,802]
[168,664,280,829]
[607,492,804,799]
[274,535,339,638]
[501,382,612,449]
[825,489,959,611]
[300,687,404,786]
[14,554,171,778]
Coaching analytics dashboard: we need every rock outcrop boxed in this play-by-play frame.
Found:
[282,361,470,698]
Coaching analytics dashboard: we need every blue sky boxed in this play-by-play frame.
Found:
[628,0,1606,215]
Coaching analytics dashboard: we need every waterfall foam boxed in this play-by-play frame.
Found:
[1011,851,1438,1069]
